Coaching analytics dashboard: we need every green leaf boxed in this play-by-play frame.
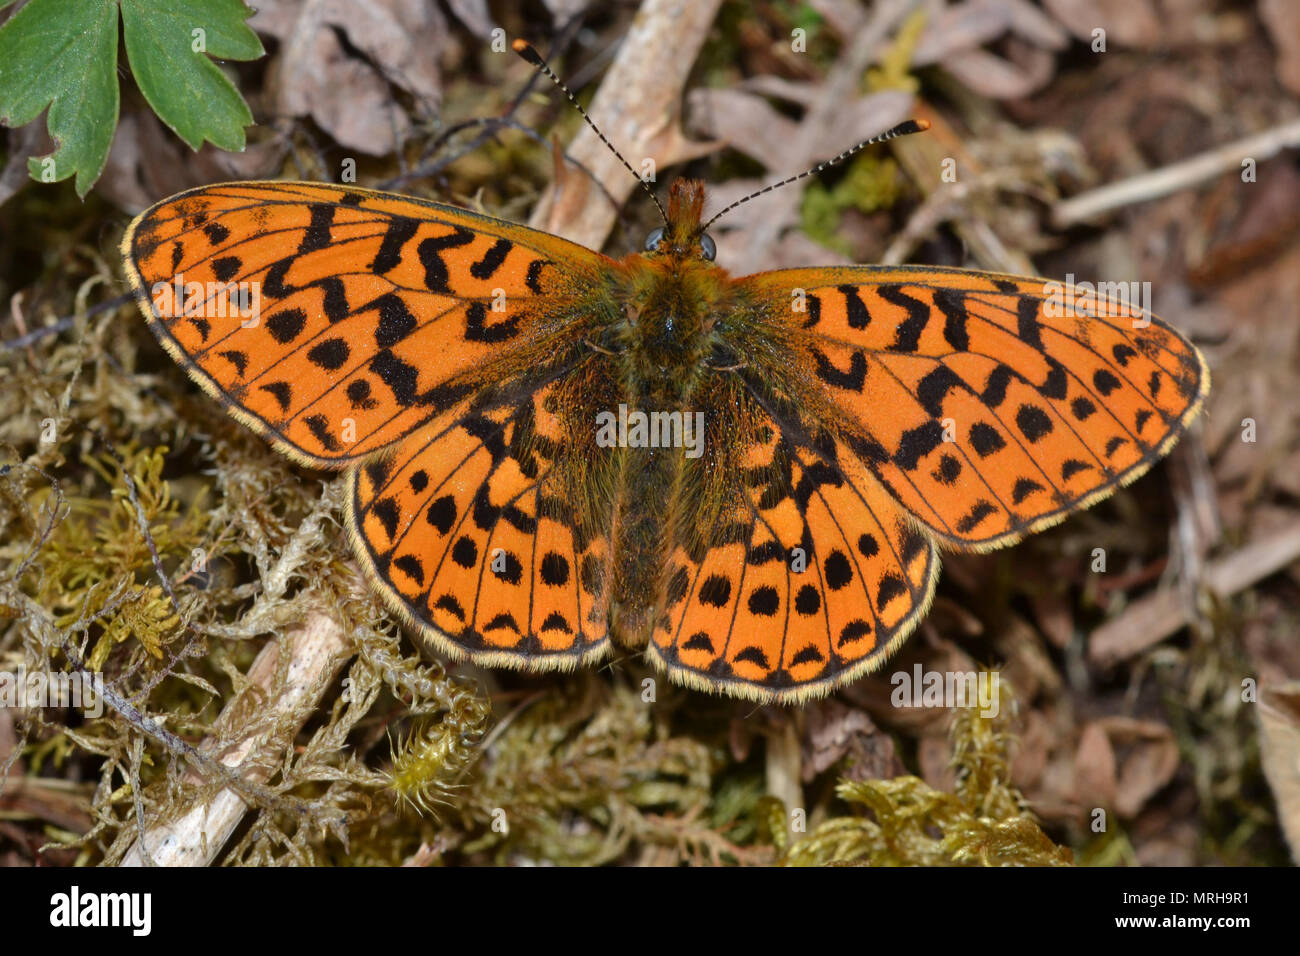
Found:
[121,0,264,154]
[0,0,119,197]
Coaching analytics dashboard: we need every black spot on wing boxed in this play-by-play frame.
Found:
[955,500,998,534]
[307,337,350,371]
[1093,369,1122,396]
[894,420,945,470]
[878,285,929,352]
[372,293,418,348]
[266,308,307,344]
[469,239,512,280]
[212,257,241,283]
[932,287,969,350]
[426,495,457,534]
[684,632,713,652]
[259,381,292,412]
[393,554,424,585]
[836,284,871,328]
[969,422,1006,457]
[699,575,732,607]
[917,366,967,418]
[304,414,340,452]
[465,301,520,343]
[811,348,867,391]
[299,203,335,254]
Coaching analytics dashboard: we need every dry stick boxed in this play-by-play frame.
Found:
[1,294,130,352]
[120,611,351,867]
[726,0,917,269]
[1088,520,1300,667]
[1052,117,1300,229]
[526,0,725,249]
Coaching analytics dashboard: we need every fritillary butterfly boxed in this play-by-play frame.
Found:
[121,51,1208,704]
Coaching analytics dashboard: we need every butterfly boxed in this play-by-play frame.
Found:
[121,51,1208,705]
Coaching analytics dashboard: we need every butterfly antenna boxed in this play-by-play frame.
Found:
[698,119,931,234]
[512,39,669,225]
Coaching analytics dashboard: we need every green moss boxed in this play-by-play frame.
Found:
[783,681,1072,866]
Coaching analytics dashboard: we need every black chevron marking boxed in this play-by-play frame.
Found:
[417,228,476,293]
[369,217,419,275]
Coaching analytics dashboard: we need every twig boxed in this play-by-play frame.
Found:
[0,294,129,352]
[720,0,918,268]
[1052,117,1300,229]
[526,0,725,249]
[378,17,587,191]
[119,611,352,866]
[1089,519,1300,667]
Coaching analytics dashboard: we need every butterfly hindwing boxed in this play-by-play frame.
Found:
[347,380,612,669]
[648,385,938,703]
[739,265,1209,550]
[123,181,613,467]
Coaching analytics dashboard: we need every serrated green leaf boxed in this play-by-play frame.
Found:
[0,0,119,197]
[121,0,264,154]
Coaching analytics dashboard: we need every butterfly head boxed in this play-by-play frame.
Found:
[643,179,717,262]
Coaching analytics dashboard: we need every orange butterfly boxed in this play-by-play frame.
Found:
[121,48,1208,704]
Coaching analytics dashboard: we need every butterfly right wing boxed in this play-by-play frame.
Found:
[123,181,615,467]
[735,265,1208,551]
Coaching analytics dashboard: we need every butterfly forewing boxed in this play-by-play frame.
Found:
[122,181,612,467]
[738,265,1209,550]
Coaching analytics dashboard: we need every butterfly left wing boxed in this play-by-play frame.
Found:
[736,265,1209,550]
[647,380,938,703]
[123,181,614,467]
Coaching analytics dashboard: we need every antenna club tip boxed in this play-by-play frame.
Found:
[913,118,932,132]
[512,39,543,65]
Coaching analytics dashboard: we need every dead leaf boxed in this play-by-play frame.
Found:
[542,0,592,22]
[686,88,801,172]
[801,700,900,782]
[1257,681,1300,863]
[444,0,495,38]
[1260,0,1300,95]
[99,109,287,213]
[1096,717,1180,818]
[1009,707,1053,790]
[258,0,445,156]
[1073,721,1118,810]
[943,43,1053,99]
[1042,0,1163,48]
[0,123,49,208]
[916,734,953,791]
[1030,589,1075,651]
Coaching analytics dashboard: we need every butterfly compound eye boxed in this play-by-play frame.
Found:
[644,227,665,252]
[699,233,717,261]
